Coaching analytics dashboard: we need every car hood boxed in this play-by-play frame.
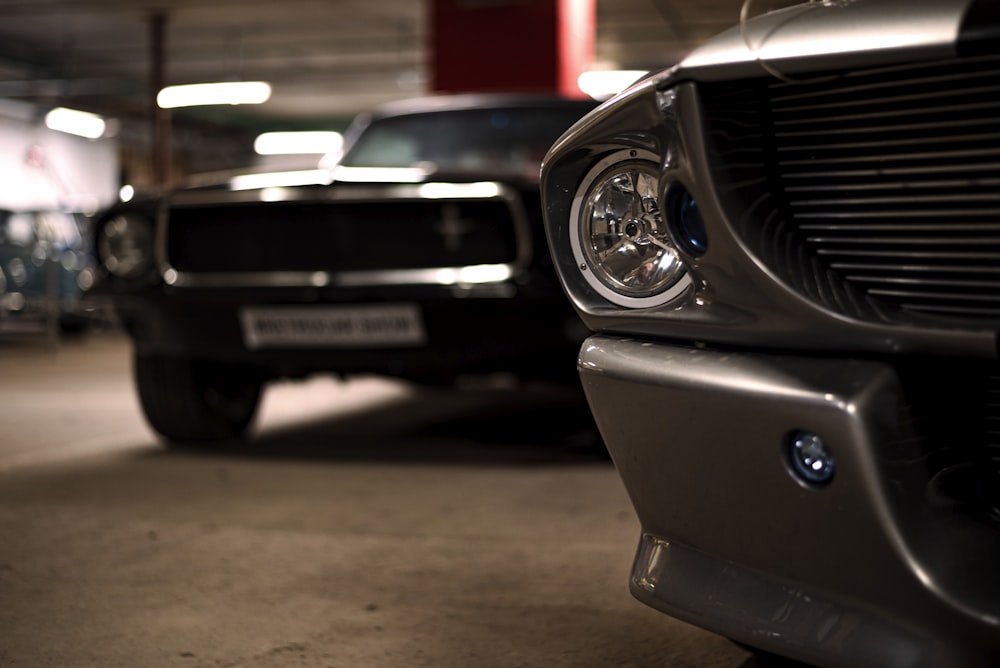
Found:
[673,0,993,82]
[157,164,542,201]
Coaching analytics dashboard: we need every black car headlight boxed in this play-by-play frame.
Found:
[96,213,155,278]
[570,148,691,307]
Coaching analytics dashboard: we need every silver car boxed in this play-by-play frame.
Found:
[540,1,1000,666]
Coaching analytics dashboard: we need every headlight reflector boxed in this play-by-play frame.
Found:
[97,213,154,278]
[570,149,690,307]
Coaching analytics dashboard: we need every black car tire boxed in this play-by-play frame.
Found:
[731,641,814,667]
[134,352,264,446]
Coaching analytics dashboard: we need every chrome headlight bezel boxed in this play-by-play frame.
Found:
[96,212,156,279]
[569,148,691,308]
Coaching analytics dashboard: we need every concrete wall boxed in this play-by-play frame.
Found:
[0,99,119,215]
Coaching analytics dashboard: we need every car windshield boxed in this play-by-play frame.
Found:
[340,105,590,175]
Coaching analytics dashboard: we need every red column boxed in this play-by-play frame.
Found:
[429,0,595,99]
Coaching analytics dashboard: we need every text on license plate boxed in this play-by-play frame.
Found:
[239,304,426,349]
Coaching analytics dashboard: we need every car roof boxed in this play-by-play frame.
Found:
[365,92,599,120]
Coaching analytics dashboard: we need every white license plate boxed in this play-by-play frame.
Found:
[239,303,426,349]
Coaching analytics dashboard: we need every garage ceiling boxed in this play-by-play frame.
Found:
[0,0,745,123]
[0,0,744,174]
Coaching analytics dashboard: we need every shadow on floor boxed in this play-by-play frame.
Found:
[155,382,610,466]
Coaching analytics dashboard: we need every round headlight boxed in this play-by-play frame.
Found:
[570,149,690,307]
[97,213,154,278]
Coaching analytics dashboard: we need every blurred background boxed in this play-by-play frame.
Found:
[0,0,741,204]
[0,6,771,666]
[0,0,743,340]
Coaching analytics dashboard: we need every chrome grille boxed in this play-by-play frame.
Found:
[163,192,522,280]
[702,53,1000,322]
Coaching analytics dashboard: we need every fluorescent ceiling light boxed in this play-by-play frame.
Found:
[330,165,431,183]
[229,169,333,191]
[44,106,106,139]
[157,81,272,109]
[417,182,500,199]
[254,131,343,155]
[577,70,648,100]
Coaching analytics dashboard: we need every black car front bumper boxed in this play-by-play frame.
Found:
[108,283,588,385]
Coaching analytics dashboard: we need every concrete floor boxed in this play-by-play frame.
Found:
[0,327,765,668]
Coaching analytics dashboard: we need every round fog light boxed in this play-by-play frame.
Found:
[786,430,835,486]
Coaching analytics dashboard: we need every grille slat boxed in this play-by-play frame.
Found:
[805,235,1000,244]
[818,249,1000,260]
[867,288,1000,301]
[777,117,1000,139]
[802,223,1000,231]
[848,277,1000,290]
[772,93,1000,124]
[788,177,1000,191]
[831,262,1000,274]
[793,196,1000,208]
[782,162,1000,180]
[778,146,1000,167]
[770,67,1000,105]
[777,131,1000,154]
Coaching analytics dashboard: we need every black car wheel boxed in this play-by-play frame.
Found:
[134,352,264,446]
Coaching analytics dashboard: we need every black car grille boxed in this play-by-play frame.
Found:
[165,197,520,274]
[701,52,1000,323]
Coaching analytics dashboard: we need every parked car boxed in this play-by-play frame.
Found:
[0,208,95,334]
[540,1,1000,666]
[88,93,597,445]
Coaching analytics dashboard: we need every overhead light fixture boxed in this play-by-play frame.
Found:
[330,165,432,183]
[577,70,648,100]
[156,81,272,109]
[254,131,343,156]
[229,169,333,191]
[44,106,107,139]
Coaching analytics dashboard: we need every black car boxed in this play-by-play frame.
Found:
[89,93,597,445]
[540,0,1000,666]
